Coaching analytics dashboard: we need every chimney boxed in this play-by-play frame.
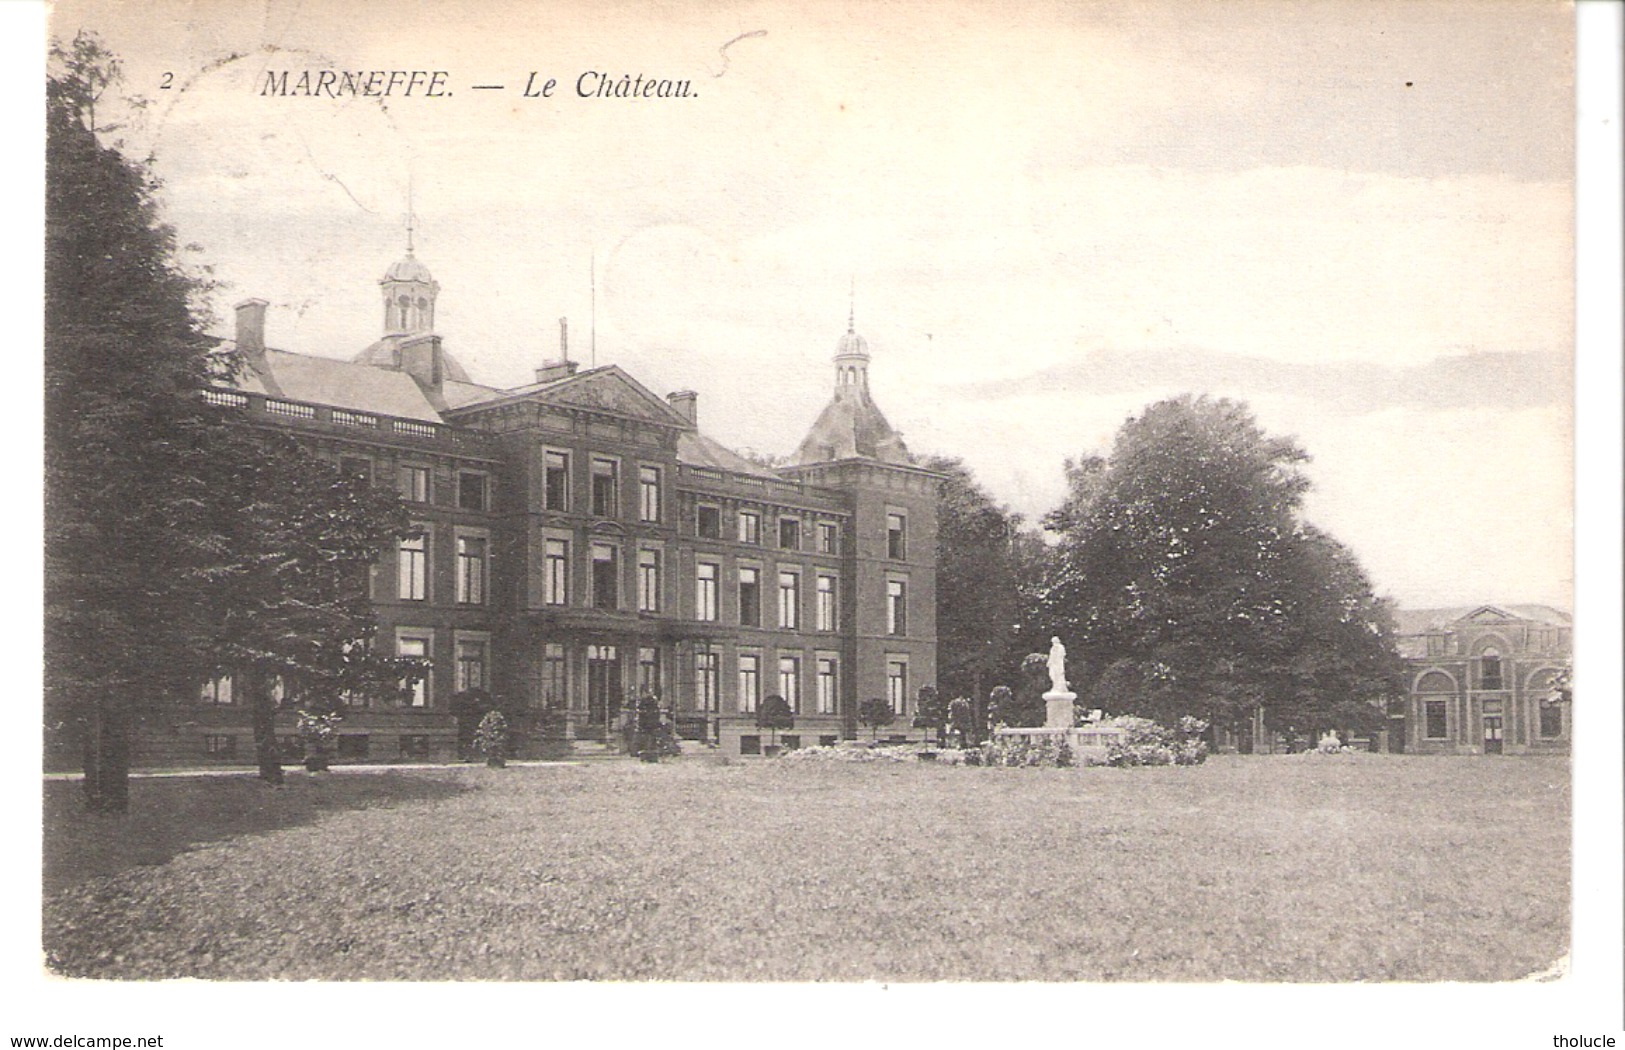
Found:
[559,316,569,359]
[398,333,445,392]
[234,299,268,358]
[535,358,579,384]
[667,390,697,426]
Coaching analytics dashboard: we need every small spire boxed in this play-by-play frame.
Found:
[405,175,416,253]
[847,276,855,332]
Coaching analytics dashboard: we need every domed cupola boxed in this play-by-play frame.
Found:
[833,305,870,397]
[789,296,912,466]
[380,222,439,336]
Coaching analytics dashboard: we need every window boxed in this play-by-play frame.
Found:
[203,734,236,757]
[816,657,838,714]
[638,647,660,695]
[1539,702,1563,738]
[819,734,838,747]
[1480,648,1503,691]
[738,510,761,545]
[399,735,434,758]
[637,549,661,613]
[400,465,431,503]
[696,562,718,621]
[738,567,760,627]
[591,458,619,517]
[740,735,761,756]
[399,636,430,707]
[544,539,569,605]
[398,532,428,601]
[887,659,908,715]
[779,518,801,550]
[696,648,719,712]
[738,654,761,712]
[544,451,570,511]
[817,521,838,554]
[782,735,801,751]
[639,466,661,522]
[337,735,370,759]
[341,457,372,485]
[456,536,487,605]
[540,643,568,708]
[458,471,488,511]
[887,579,907,636]
[199,676,234,705]
[887,513,906,559]
[456,638,488,693]
[697,504,721,539]
[816,575,838,631]
[591,544,619,609]
[1423,700,1447,739]
[779,656,801,713]
[778,571,800,629]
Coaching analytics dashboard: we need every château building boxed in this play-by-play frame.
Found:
[1392,604,1571,755]
[161,246,940,764]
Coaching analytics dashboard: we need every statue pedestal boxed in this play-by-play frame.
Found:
[1043,690,1077,730]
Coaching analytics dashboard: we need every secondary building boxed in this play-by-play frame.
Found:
[1392,604,1570,755]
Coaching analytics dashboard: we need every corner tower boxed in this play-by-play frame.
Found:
[780,305,941,739]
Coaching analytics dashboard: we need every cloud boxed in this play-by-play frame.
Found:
[953,345,1570,416]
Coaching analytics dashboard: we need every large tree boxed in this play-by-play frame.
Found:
[1038,395,1401,737]
[196,428,423,784]
[45,34,422,802]
[919,455,1023,705]
[45,33,221,810]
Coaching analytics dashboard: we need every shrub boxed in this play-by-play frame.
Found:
[474,710,509,762]
[1102,715,1208,767]
[781,744,920,764]
[981,734,1073,768]
[297,710,341,759]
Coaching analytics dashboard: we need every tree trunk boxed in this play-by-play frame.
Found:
[249,670,284,785]
[81,698,130,813]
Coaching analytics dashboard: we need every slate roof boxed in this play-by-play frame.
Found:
[351,335,473,384]
[677,431,780,478]
[790,387,912,466]
[231,348,444,422]
[1393,604,1573,636]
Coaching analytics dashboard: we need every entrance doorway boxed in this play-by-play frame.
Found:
[587,644,622,735]
[1483,715,1504,755]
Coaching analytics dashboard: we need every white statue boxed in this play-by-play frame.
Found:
[1046,636,1068,694]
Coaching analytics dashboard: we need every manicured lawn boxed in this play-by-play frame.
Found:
[42,753,1569,981]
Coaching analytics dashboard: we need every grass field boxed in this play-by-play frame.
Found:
[42,753,1569,981]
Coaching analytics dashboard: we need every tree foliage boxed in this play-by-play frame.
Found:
[45,33,221,810]
[1038,395,1402,737]
[45,34,422,801]
[919,456,1022,704]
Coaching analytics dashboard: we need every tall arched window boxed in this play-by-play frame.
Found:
[1480,647,1503,691]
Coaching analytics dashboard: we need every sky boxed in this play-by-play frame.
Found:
[46,0,1575,612]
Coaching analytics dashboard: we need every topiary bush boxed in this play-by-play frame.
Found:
[474,710,510,767]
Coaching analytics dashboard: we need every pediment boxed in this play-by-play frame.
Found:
[537,368,687,425]
[1462,606,1517,624]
